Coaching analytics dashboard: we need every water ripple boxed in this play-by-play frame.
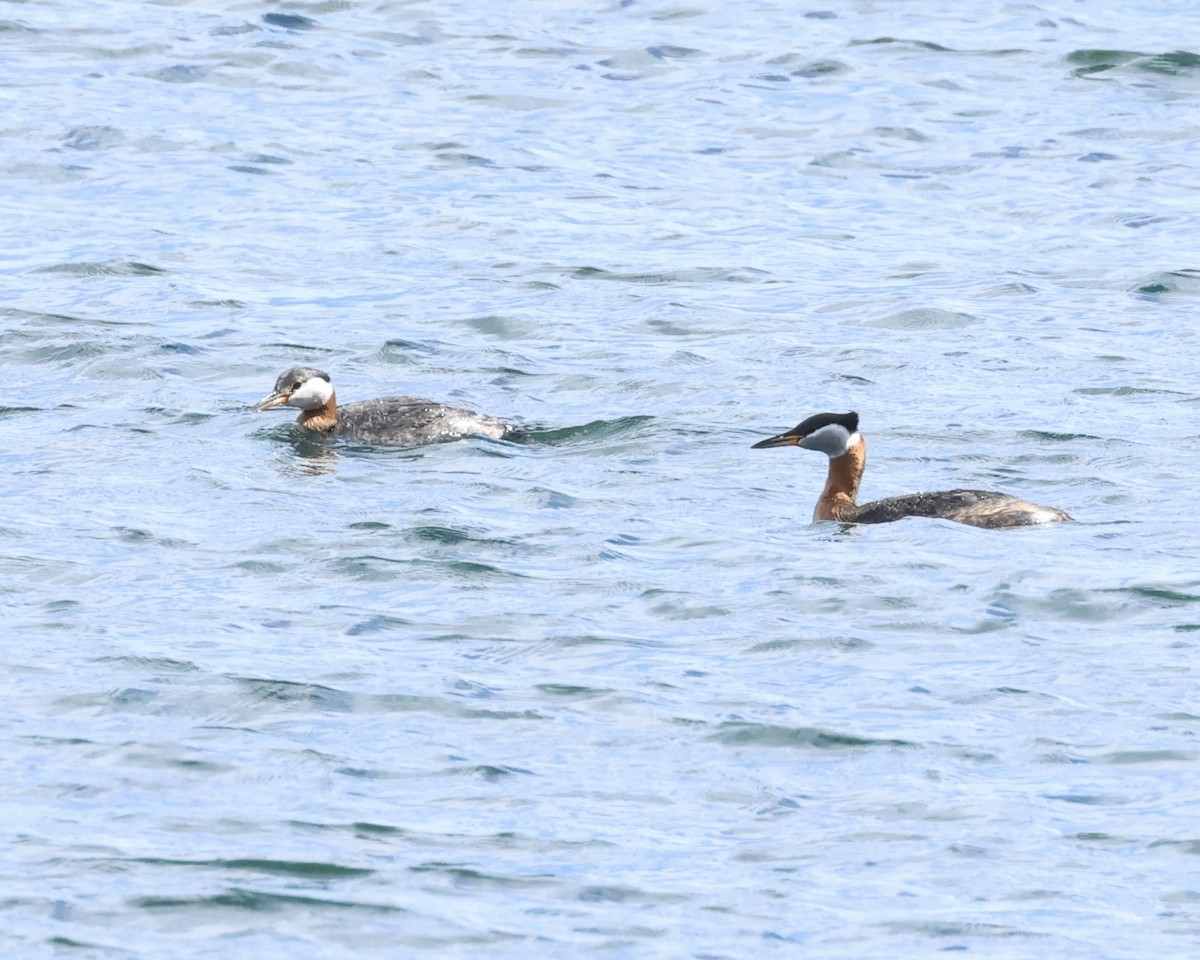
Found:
[3,2,1198,957]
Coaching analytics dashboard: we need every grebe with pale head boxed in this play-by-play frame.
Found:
[253,366,520,446]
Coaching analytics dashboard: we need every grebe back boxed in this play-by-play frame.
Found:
[252,366,519,446]
[752,411,1071,529]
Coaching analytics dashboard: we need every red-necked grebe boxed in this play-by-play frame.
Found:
[752,411,1071,529]
[253,366,519,446]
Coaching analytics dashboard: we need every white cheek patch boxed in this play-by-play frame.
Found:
[289,378,333,409]
[803,424,854,456]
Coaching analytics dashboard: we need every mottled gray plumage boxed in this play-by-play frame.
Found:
[253,366,520,446]
[333,395,517,445]
[851,489,1070,528]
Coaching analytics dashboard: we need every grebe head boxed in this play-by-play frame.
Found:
[752,411,860,457]
[253,366,334,412]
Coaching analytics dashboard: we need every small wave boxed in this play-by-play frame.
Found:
[710,721,916,750]
[527,414,655,446]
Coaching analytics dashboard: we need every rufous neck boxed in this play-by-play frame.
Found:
[814,434,866,521]
[298,390,338,432]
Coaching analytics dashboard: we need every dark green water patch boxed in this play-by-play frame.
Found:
[32,259,167,276]
[263,13,318,31]
[530,415,655,446]
[1137,50,1200,74]
[20,735,95,747]
[353,821,406,837]
[112,526,193,548]
[337,766,401,780]
[330,555,409,581]
[1,307,97,325]
[646,44,703,60]
[1148,839,1200,855]
[710,722,915,750]
[157,341,204,355]
[743,635,875,653]
[425,559,525,580]
[793,58,851,78]
[409,862,555,889]
[1043,792,1130,806]
[408,525,517,547]
[231,559,290,572]
[576,883,689,904]
[188,298,246,309]
[231,859,368,878]
[1067,49,1144,76]
[261,341,333,353]
[881,920,1037,939]
[345,614,413,635]
[231,677,354,711]
[1131,270,1200,300]
[361,693,546,721]
[549,633,664,649]
[46,937,108,949]
[21,342,108,364]
[146,64,209,83]
[535,683,613,699]
[1071,48,1200,79]
[134,887,401,913]
[92,655,199,673]
[434,150,496,167]
[866,307,977,330]
[1093,750,1195,764]
[453,764,533,781]
[1018,429,1099,442]
[376,338,439,362]
[571,265,765,285]
[167,411,216,425]
[850,37,953,53]
[1074,385,1188,397]
[1103,584,1200,606]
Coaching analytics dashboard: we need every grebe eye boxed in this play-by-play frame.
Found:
[292,381,301,391]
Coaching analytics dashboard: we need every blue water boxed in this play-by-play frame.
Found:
[4,2,1200,957]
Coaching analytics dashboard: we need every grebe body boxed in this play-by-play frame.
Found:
[752,412,1070,530]
[253,366,518,446]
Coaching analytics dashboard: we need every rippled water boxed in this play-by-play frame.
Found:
[4,1,1200,957]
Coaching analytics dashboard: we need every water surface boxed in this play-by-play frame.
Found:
[3,2,1200,957]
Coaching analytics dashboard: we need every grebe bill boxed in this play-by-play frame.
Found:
[253,366,519,446]
[752,411,1071,529]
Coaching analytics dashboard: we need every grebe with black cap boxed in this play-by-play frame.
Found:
[752,412,1071,529]
[252,366,520,446]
